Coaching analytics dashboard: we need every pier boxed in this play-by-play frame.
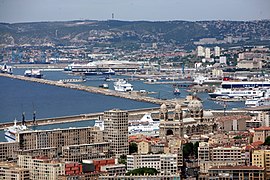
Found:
[0,107,163,130]
[0,73,184,106]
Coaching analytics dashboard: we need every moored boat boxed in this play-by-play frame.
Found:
[114,79,133,92]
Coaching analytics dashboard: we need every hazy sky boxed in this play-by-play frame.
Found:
[0,0,269,23]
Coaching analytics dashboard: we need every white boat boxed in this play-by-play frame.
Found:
[0,64,13,74]
[114,79,133,92]
[245,89,270,107]
[94,114,159,136]
[24,69,43,78]
[64,62,97,72]
[4,119,29,142]
[209,88,264,99]
[221,80,270,89]
[194,75,222,85]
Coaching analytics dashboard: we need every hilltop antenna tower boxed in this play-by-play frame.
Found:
[112,13,114,20]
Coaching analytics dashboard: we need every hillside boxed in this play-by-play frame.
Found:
[0,20,269,48]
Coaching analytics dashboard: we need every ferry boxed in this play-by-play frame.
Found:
[209,88,264,99]
[64,62,96,72]
[221,81,270,89]
[114,79,133,92]
[84,68,115,76]
[24,69,43,78]
[94,114,159,136]
[245,89,270,107]
[194,75,222,85]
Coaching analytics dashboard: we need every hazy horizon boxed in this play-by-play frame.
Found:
[0,0,269,23]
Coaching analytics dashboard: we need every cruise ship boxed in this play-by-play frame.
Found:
[94,114,159,137]
[4,119,29,142]
[209,88,264,99]
[114,79,133,92]
[245,89,270,107]
[221,81,270,89]
[24,69,43,78]
[84,68,115,76]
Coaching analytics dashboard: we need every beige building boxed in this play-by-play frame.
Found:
[104,109,129,158]
[214,46,220,57]
[217,115,248,132]
[61,142,111,162]
[237,59,262,69]
[252,149,270,179]
[0,162,30,180]
[197,46,204,57]
[137,141,150,154]
[253,126,270,142]
[0,141,19,161]
[205,48,211,58]
[18,126,103,152]
[18,155,65,180]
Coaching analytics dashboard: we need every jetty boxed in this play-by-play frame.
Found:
[0,73,184,106]
[0,107,163,130]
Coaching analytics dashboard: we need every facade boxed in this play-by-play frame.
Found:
[198,142,210,162]
[100,164,126,176]
[61,142,112,162]
[18,127,103,152]
[159,98,216,139]
[127,154,178,175]
[214,46,220,57]
[197,46,204,57]
[208,166,265,180]
[237,59,262,69]
[18,155,65,180]
[137,141,150,154]
[99,174,181,180]
[252,149,270,179]
[0,162,30,180]
[0,141,19,161]
[253,126,270,142]
[205,48,211,58]
[104,109,129,158]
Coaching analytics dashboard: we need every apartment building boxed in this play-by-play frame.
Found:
[61,142,112,162]
[208,166,265,180]
[127,154,178,175]
[104,109,129,158]
[0,162,30,180]
[252,149,270,179]
[253,126,270,142]
[0,141,19,161]
[18,127,103,152]
[18,155,65,180]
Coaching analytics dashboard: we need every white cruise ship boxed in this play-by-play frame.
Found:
[114,79,133,92]
[94,114,159,136]
[245,89,270,107]
[209,88,264,99]
[4,119,29,142]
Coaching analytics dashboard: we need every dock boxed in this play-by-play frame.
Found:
[0,107,163,130]
[0,73,184,106]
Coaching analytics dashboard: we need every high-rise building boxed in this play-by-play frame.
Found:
[197,46,205,57]
[104,109,129,158]
[252,150,270,178]
[0,162,30,180]
[205,48,211,58]
[214,46,220,57]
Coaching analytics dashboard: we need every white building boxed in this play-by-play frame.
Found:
[219,56,227,64]
[197,46,205,57]
[205,48,211,58]
[214,46,221,57]
[127,154,178,175]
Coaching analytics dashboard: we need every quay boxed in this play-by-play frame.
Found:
[0,73,184,106]
[144,81,193,85]
[0,107,163,130]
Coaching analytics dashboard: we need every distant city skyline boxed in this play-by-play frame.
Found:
[0,0,270,23]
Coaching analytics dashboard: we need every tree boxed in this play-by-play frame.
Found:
[129,142,138,154]
[264,136,270,145]
[183,143,194,159]
[193,141,199,159]
[126,167,158,176]
[118,155,127,165]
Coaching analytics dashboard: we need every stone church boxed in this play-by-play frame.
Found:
[159,97,217,139]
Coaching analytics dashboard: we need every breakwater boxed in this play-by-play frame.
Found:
[0,73,183,105]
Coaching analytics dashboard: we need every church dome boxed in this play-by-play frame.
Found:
[203,110,214,117]
[187,99,203,111]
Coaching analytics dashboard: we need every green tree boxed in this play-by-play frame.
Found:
[264,136,270,145]
[126,167,158,175]
[129,142,138,154]
[118,155,127,165]
[193,141,199,159]
[183,142,194,159]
